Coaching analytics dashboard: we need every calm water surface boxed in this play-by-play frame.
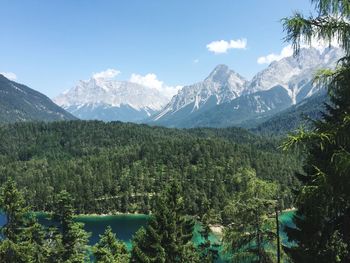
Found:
[36,213,149,249]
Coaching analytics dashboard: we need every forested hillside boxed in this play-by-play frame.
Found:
[252,91,329,135]
[0,74,76,123]
[0,121,301,215]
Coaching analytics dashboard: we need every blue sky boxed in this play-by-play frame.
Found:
[0,0,313,98]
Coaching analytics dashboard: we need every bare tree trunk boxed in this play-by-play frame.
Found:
[275,206,281,263]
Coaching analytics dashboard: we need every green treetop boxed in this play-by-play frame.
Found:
[0,180,47,263]
[131,181,199,263]
[53,190,90,263]
[93,226,129,263]
[223,168,281,263]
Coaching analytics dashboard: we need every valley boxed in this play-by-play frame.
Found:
[0,0,349,262]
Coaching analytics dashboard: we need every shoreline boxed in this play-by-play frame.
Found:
[209,224,224,238]
[76,211,149,218]
[35,208,296,220]
[34,211,149,218]
[282,207,296,212]
[208,208,296,237]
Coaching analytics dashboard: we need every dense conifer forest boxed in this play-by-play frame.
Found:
[0,121,300,215]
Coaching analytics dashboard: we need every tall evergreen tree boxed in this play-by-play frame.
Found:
[53,190,90,263]
[223,168,280,263]
[282,1,350,262]
[0,179,49,263]
[131,181,198,263]
[0,180,34,262]
[155,181,197,262]
[0,180,29,242]
[93,226,129,263]
[131,218,165,263]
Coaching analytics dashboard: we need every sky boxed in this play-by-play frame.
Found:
[0,0,314,98]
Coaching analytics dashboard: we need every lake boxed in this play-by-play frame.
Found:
[35,213,149,249]
[0,210,295,262]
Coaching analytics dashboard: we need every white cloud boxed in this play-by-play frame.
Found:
[0,72,17,80]
[130,73,163,90]
[257,45,294,64]
[193,59,199,64]
[257,37,341,64]
[129,73,182,98]
[304,37,340,52]
[93,68,120,79]
[206,38,247,54]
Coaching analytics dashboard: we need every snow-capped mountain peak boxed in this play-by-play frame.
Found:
[53,76,173,122]
[55,77,169,111]
[54,47,342,125]
[151,47,343,127]
[152,65,247,121]
[244,47,343,104]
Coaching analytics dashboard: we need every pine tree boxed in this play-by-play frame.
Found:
[0,179,29,242]
[282,1,350,262]
[155,181,197,262]
[131,218,165,263]
[0,179,32,263]
[53,190,90,263]
[25,217,49,263]
[44,226,65,263]
[93,226,129,263]
[0,179,42,263]
[131,181,198,263]
[223,168,279,263]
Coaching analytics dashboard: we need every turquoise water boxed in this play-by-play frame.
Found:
[36,213,149,249]
[279,210,296,246]
[0,210,295,262]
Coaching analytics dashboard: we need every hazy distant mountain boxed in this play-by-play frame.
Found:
[150,47,342,128]
[54,77,170,122]
[0,74,76,123]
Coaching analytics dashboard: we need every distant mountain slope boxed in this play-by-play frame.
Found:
[245,47,342,103]
[64,103,158,123]
[150,47,342,128]
[252,91,329,135]
[181,86,293,128]
[54,76,170,122]
[150,64,247,126]
[0,74,76,123]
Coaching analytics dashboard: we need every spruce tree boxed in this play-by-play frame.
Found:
[0,179,43,263]
[93,226,129,263]
[155,181,197,262]
[282,1,350,262]
[223,168,280,263]
[131,218,165,263]
[0,179,29,242]
[131,181,198,263]
[53,190,90,263]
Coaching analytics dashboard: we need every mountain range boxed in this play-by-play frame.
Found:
[0,47,341,132]
[54,77,171,122]
[148,47,342,128]
[0,74,76,123]
[53,47,341,129]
